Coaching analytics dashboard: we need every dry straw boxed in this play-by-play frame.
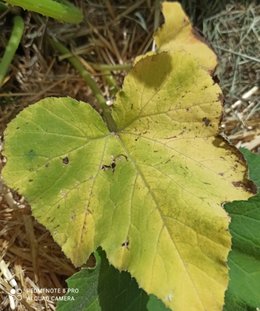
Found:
[203,2,260,151]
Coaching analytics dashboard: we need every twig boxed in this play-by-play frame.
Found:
[215,46,260,63]
[226,86,259,113]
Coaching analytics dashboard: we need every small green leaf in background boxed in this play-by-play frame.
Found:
[57,249,169,311]
[4,0,83,24]
[224,149,260,311]
[241,147,260,190]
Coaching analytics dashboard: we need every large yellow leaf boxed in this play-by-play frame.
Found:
[155,2,217,72]
[2,52,250,310]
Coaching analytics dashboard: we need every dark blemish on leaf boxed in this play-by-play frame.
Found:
[213,74,220,84]
[16,127,20,130]
[62,157,69,165]
[202,117,211,127]
[122,240,130,249]
[186,108,190,112]
[232,181,244,188]
[233,179,257,194]
[45,163,49,168]
[154,150,158,153]
[219,173,224,176]
[165,155,175,164]
[57,205,60,209]
[29,179,33,182]
[165,135,177,139]
[218,93,224,103]
[101,154,128,173]
[101,164,112,171]
[111,162,116,170]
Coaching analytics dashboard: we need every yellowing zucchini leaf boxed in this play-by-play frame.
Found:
[155,2,217,72]
[2,52,250,311]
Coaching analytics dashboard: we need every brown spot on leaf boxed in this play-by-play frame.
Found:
[202,117,211,127]
[212,74,220,84]
[62,157,69,165]
[122,240,130,249]
[218,93,224,103]
[232,181,244,188]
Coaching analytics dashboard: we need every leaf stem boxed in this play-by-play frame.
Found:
[59,56,132,72]
[4,0,83,24]
[103,70,120,97]
[0,16,24,87]
[49,37,117,132]
[86,63,132,72]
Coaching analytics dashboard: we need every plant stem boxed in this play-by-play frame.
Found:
[87,63,132,72]
[0,16,24,87]
[49,37,117,132]
[5,0,83,24]
[59,56,132,72]
[103,71,120,97]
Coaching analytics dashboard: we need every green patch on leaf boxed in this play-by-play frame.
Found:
[225,194,260,311]
[241,147,260,190]
[224,150,260,311]
[57,249,169,311]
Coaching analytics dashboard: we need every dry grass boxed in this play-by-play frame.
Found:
[203,2,260,151]
[0,0,259,310]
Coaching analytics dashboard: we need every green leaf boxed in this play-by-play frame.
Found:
[2,52,250,311]
[240,147,260,190]
[5,0,83,24]
[57,249,169,311]
[225,194,260,310]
